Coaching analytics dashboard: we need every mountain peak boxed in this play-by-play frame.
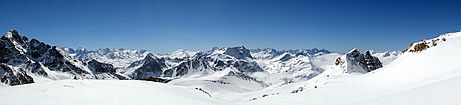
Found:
[336,48,383,73]
[7,29,19,37]
[222,46,252,59]
[2,29,28,43]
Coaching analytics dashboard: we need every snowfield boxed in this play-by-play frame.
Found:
[1,31,460,105]
[244,31,461,105]
[0,80,228,105]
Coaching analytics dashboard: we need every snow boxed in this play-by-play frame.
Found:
[0,80,228,105]
[3,31,28,55]
[3,29,460,105]
[167,49,198,59]
[355,74,461,105]
[68,48,149,68]
[169,67,266,93]
[372,51,400,65]
[243,31,461,105]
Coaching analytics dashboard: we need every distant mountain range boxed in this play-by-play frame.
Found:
[4,29,461,105]
[0,29,399,86]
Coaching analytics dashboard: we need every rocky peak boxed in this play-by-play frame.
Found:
[361,50,383,70]
[275,52,293,61]
[335,48,383,73]
[76,46,88,53]
[1,29,28,46]
[222,46,253,59]
[29,39,52,59]
[129,53,167,79]
[0,63,34,86]
[404,33,449,53]
[144,53,161,63]
[87,59,116,73]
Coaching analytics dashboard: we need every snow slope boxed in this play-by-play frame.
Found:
[244,31,461,105]
[0,80,228,105]
[7,29,451,105]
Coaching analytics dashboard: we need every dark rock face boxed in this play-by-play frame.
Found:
[223,46,253,59]
[28,39,51,59]
[140,77,172,83]
[232,61,263,72]
[361,51,383,71]
[132,54,165,79]
[0,64,34,86]
[1,30,28,46]
[41,47,90,75]
[0,30,95,85]
[278,53,293,61]
[88,60,116,73]
[0,31,29,63]
[0,41,13,63]
[335,49,383,73]
[134,46,264,78]
[27,62,48,76]
[0,30,269,86]
[165,59,205,77]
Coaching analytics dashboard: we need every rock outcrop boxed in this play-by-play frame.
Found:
[335,49,383,73]
[0,63,34,86]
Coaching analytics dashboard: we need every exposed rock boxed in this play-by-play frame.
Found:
[164,58,209,77]
[405,34,449,53]
[28,39,51,59]
[361,51,383,70]
[0,30,97,85]
[41,47,90,75]
[0,63,34,86]
[140,77,172,83]
[88,59,116,73]
[222,46,253,59]
[131,53,166,79]
[335,49,383,73]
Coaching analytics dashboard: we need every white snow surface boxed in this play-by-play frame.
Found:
[0,80,228,105]
[244,31,461,105]
[3,30,460,105]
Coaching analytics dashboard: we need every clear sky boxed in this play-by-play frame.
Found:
[1,0,460,53]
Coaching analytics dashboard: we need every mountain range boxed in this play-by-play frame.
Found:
[0,29,400,87]
[18,29,461,105]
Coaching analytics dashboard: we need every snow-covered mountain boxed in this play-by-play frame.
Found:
[250,48,337,85]
[64,47,150,68]
[0,29,420,105]
[240,30,461,105]
[0,30,400,86]
[0,30,98,85]
[334,48,383,74]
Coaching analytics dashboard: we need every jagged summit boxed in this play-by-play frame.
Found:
[0,29,397,87]
[335,48,383,73]
[211,46,253,59]
[2,29,20,39]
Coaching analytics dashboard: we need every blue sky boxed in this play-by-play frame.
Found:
[1,0,460,53]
